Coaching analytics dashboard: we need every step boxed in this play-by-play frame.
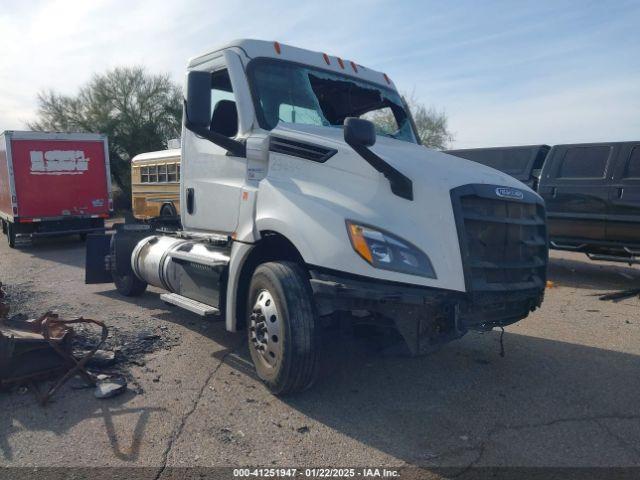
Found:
[160,293,219,317]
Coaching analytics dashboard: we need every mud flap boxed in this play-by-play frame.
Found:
[85,232,113,284]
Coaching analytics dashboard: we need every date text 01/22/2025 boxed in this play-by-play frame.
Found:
[232,468,400,478]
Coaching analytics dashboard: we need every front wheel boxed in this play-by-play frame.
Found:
[247,261,320,395]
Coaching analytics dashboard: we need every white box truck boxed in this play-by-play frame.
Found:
[86,40,548,394]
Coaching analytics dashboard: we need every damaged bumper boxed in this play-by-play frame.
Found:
[309,269,544,355]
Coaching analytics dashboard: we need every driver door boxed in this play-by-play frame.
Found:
[181,64,245,234]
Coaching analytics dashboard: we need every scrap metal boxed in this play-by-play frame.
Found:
[0,282,108,404]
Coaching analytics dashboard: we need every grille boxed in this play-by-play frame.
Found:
[451,185,548,293]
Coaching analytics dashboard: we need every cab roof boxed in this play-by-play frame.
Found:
[188,39,396,91]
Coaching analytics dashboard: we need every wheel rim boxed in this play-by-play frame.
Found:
[249,289,282,370]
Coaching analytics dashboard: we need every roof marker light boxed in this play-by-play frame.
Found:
[383,73,391,85]
[350,61,358,73]
[337,57,345,69]
[274,41,281,54]
[322,53,331,65]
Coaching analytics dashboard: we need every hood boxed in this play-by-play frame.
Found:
[262,122,539,292]
[272,123,535,195]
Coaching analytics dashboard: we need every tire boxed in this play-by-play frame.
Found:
[160,204,176,217]
[6,222,16,249]
[110,238,147,296]
[113,271,148,296]
[246,261,320,395]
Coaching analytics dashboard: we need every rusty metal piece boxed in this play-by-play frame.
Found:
[0,307,109,405]
[39,315,108,404]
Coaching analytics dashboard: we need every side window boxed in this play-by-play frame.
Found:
[167,163,177,182]
[140,166,149,183]
[177,164,181,181]
[624,146,640,179]
[558,146,610,179]
[158,164,168,183]
[148,165,158,183]
[210,69,238,138]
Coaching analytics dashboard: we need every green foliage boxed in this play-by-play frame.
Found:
[28,67,182,199]
[370,93,454,149]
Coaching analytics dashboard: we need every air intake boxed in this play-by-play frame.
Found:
[269,136,337,163]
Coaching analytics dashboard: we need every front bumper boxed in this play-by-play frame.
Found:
[309,269,544,355]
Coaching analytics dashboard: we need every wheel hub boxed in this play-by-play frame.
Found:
[249,289,282,368]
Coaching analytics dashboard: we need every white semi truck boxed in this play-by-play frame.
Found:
[86,39,548,394]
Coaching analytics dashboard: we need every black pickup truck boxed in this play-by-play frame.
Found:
[537,141,640,264]
[445,145,550,190]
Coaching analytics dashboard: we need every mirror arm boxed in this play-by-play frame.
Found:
[346,140,414,201]
[183,101,246,157]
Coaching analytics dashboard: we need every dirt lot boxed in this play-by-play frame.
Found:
[1,234,639,477]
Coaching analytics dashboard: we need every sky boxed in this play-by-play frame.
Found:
[0,0,639,148]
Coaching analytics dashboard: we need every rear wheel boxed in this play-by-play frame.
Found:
[113,271,147,297]
[6,222,16,249]
[110,238,147,296]
[160,204,176,217]
[247,261,320,395]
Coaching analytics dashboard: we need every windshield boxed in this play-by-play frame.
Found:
[248,59,418,143]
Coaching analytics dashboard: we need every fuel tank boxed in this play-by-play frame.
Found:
[131,234,230,306]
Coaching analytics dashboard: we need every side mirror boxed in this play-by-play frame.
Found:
[184,70,246,157]
[344,117,376,147]
[343,117,413,201]
[186,71,212,128]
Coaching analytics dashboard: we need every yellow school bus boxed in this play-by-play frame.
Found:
[131,149,181,219]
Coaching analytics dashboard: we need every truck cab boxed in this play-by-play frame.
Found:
[87,39,548,394]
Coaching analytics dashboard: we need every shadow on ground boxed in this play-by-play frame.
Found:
[13,236,87,269]
[217,327,640,469]
[548,253,640,291]
[0,387,165,462]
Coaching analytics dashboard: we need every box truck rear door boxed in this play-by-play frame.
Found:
[11,137,109,219]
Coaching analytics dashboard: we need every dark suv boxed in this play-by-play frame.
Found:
[445,145,550,190]
[537,141,640,263]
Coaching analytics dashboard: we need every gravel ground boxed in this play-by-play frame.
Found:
[0,234,639,477]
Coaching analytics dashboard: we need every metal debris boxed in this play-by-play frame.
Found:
[86,349,116,368]
[94,375,127,399]
[0,283,109,404]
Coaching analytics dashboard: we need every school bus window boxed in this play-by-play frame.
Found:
[148,165,158,182]
[168,164,177,182]
[141,166,150,183]
[177,164,181,181]
[158,164,168,182]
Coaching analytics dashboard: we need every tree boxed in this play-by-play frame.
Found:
[370,93,454,149]
[29,67,182,200]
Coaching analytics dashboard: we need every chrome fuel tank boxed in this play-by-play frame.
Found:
[131,234,230,306]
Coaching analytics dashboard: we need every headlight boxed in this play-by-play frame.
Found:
[346,221,436,278]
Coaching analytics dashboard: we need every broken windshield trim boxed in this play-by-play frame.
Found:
[245,57,418,143]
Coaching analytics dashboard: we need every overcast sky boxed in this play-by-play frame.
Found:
[1,0,639,148]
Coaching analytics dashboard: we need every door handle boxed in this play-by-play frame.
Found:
[551,187,557,197]
[617,187,624,199]
[186,188,195,214]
